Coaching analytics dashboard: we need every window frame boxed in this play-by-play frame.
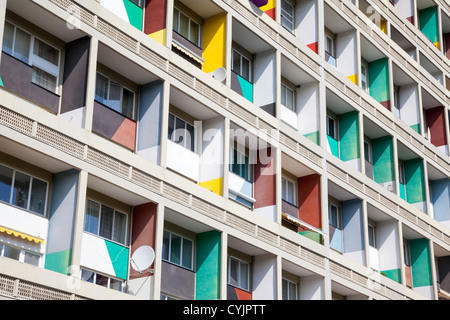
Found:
[361,59,370,93]
[368,224,376,248]
[282,277,298,300]
[173,7,202,47]
[229,147,252,182]
[403,239,411,266]
[326,114,338,140]
[84,199,128,246]
[328,203,341,229]
[0,162,49,217]
[3,20,61,94]
[280,0,295,34]
[0,242,42,267]
[168,112,197,153]
[281,176,297,206]
[162,229,194,271]
[281,82,296,112]
[232,48,252,82]
[80,268,125,292]
[94,71,137,120]
[228,256,250,291]
[364,138,373,164]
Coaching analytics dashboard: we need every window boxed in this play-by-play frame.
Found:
[84,199,128,245]
[364,138,372,164]
[95,72,136,120]
[325,30,336,67]
[168,113,195,152]
[282,278,298,300]
[398,161,405,185]
[281,0,295,33]
[282,177,297,206]
[228,256,249,291]
[281,83,295,111]
[162,230,194,270]
[368,224,376,248]
[329,203,340,229]
[361,60,369,93]
[2,21,60,93]
[403,240,411,266]
[173,7,201,47]
[327,114,337,140]
[0,163,48,216]
[393,85,400,117]
[80,268,124,292]
[0,243,41,267]
[229,148,252,181]
[232,49,251,82]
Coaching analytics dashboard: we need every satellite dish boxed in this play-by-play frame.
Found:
[130,245,155,274]
[209,67,227,83]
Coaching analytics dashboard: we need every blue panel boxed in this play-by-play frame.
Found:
[341,199,364,254]
[431,179,450,223]
[329,227,342,253]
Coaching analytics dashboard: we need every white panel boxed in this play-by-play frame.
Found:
[61,107,85,128]
[228,172,255,203]
[0,203,48,240]
[254,50,276,108]
[100,0,129,23]
[377,221,400,272]
[167,140,200,182]
[297,82,319,136]
[299,275,324,300]
[80,232,115,277]
[414,285,434,300]
[369,246,380,271]
[296,0,317,47]
[200,117,224,183]
[252,254,276,300]
[336,30,357,78]
[281,105,297,129]
[254,205,276,222]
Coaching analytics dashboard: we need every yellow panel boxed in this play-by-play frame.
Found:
[347,74,358,85]
[148,28,166,46]
[260,0,275,11]
[202,13,227,74]
[380,20,387,34]
[199,177,223,196]
[434,41,440,50]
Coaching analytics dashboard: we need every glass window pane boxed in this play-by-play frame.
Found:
[108,82,122,113]
[186,123,195,152]
[232,51,240,75]
[173,9,179,32]
[95,73,109,105]
[24,251,40,266]
[282,279,288,300]
[32,67,57,92]
[239,261,249,290]
[0,164,13,203]
[241,57,250,81]
[287,180,295,204]
[179,13,189,39]
[12,171,30,210]
[113,211,127,245]
[281,85,286,106]
[190,21,199,45]
[109,278,123,292]
[29,177,47,215]
[174,117,186,146]
[168,114,175,140]
[2,22,14,55]
[99,205,114,240]
[84,200,100,234]
[95,274,109,287]
[281,178,287,201]
[122,88,134,119]
[229,258,239,287]
[182,238,192,269]
[4,245,20,261]
[81,269,95,283]
[33,38,59,66]
[13,28,30,63]
[286,88,294,110]
[162,230,170,261]
[289,282,297,300]
[170,233,181,265]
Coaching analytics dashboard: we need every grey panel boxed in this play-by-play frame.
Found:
[160,261,195,300]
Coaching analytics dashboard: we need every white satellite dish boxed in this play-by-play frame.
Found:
[130,245,155,274]
[209,67,227,83]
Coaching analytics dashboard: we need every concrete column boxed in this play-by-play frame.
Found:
[83,37,98,132]
[151,203,165,300]
[159,80,170,168]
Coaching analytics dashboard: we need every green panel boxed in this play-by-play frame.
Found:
[381,268,402,284]
[44,249,72,275]
[399,183,406,200]
[410,123,421,134]
[299,230,322,244]
[327,135,339,157]
[196,230,221,300]
[404,158,426,204]
[419,6,439,44]
[123,0,143,30]
[104,240,129,280]
[237,74,254,102]
[410,238,433,287]
[304,131,320,146]
[368,58,390,104]
[372,136,395,184]
[0,76,3,87]
[339,111,360,162]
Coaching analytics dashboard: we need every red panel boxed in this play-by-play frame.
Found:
[145,0,167,35]
[406,16,414,25]
[380,100,391,111]
[130,203,157,279]
[298,174,321,229]
[426,106,447,147]
[307,42,319,54]
[264,8,276,20]
[112,118,137,151]
[405,265,412,288]
[254,148,276,209]
[235,287,252,300]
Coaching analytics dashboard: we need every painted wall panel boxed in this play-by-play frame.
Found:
[259,0,275,19]
[372,136,395,190]
[297,82,320,144]
[336,30,358,84]
[203,13,227,74]
[231,72,253,102]
[426,106,447,148]
[369,58,390,110]
[377,221,401,283]
[410,238,433,298]
[419,6,440,48]
[227,285,252,300]
[430,179,450,228]
[100,0,143,30]
[167,140,200,182]
[339,111,360,170]
[299,275,323,300]
[296,0,318,53]
[254,148,276,222]
[161,260,195,300]
[137,80,163,165]
[395,0,415,24]
[404,158,426,211]
[61,36,90,128]
[196,231,221,300]
[438,256,450,293]
[144,0,167,45]
[329,226,342,252]
[298,174,321,230]
[342,199,365,266]
[327,136,339,157]
[252,254,276,300]
[254,50,276,116]
[45,169,79,275]
[398,84,420,132]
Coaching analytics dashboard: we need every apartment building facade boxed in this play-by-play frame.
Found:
[0,0,450,300]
